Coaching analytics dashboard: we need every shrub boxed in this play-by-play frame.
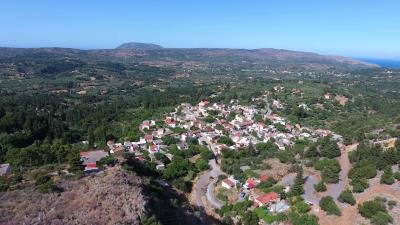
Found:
[393,171,400,180]
[315,159,341,183]
[35,174,56,193]
[314,181,327,192]
[358,199,387,218]
[371,211,393,225]
[319,196,341,216]
[338,189,356,205]
[195,159,210,171]
[380,167,395,185]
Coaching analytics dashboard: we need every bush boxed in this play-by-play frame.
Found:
[195,159,210,171]
[288,211,318,225]
[241,211,259,225]
[314,181,327,192]
[358,199,387,218]
[380,167,395,185]
[218,136,234,146]
[338,189,356,205]
[319,137,341,158]
[393,171,400,180]
[351,177,369,193]
[319,196,341,216]
[371,211,393,225]
[35,174,56,193]
[315,159,341,183]
[172,178,192,193]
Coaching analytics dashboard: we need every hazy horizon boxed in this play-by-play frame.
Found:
[1,1,399,59]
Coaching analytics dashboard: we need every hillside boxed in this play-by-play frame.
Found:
[0,46,378,74]
[0,168,149,225]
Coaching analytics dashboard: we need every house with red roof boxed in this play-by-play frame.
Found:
[253,192,279,207]
[140,120,155,131]
[165,117,176,128]
[79,150,109,173]
[244,178,260,189]
[148,144,159,154]
[222,178,237,189]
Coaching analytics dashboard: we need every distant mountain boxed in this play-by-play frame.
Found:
[0,46,379,73]
[94,47,379,70]
[116,42,163,50]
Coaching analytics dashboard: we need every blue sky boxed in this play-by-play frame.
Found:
[0,0,399,58]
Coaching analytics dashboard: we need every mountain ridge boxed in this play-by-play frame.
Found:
[0,44,379,69]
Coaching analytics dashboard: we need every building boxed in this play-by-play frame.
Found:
[222,178,236,189]
[148,144,160,154]
[140,120,155,131]
[254,192,279,207]
[80,150,109,172]
[165,117,176,128]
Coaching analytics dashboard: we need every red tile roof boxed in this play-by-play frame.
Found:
[260,175,270,182]
[85,162,97,168]
[246,179,257,189]
[222,178,236,187]
[255,192,279,205]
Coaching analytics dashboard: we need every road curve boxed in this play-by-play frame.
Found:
[279,144,354,205]
[193,159,226,215]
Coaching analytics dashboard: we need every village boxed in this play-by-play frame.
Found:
[2,88,399,224]
[70,90,354,218]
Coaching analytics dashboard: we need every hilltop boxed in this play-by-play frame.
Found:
[116,42,164,50]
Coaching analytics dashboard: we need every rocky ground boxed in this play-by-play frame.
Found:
[0,167,148,225]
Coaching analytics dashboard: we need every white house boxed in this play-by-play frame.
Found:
[222,177,237,189]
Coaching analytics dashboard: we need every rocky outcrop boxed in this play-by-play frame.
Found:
[0,168,148,225]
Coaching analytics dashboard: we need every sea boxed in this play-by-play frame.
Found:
[357,58,400,69]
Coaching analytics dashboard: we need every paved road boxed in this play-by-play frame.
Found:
[302,175,320,205]
[279,144,353,205]
[207,180,225,208]
[278,173,296,186]
[194,158,226,219]
[325,145,351,200]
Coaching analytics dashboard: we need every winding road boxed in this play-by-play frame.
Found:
[279,143,355,205]
[193,158,226,221]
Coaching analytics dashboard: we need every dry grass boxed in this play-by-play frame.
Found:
[0,167,147,225]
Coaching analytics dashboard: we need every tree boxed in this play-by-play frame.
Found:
[68,152,84,174]
[314,181,327,192]
[140,214,161,225]
[35,174,56,193]
[292,167,305,195]
[305,144,319,158]
[319,196,341,216]
[196,159,210,171]
[218,136,234,146]
[320,137,340,158]
[371,211,393,225]
[163,158,194,180]
[338,189,356,205]
[358,199,387,218]
[241,211,259,225]
[315,159,341,183]
[161,136,179,145]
